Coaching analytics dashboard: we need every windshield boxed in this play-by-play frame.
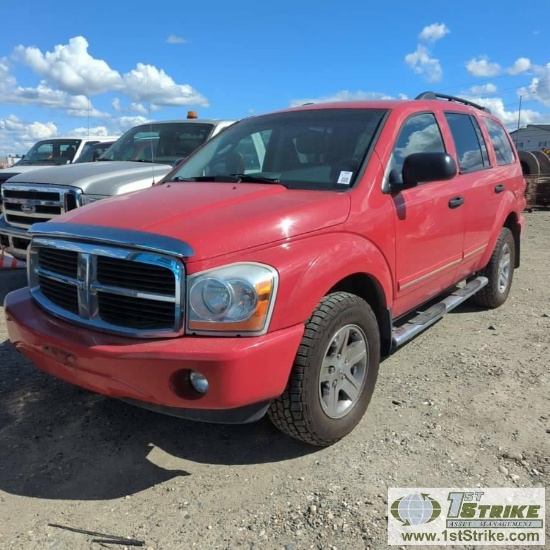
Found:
[100,122,215,164]
[73,142,113,164]
[19,139,82,165]
[168,109,388,190]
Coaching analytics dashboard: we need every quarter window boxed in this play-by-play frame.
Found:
[387,113,445,185]
[482,118,515,165]
[445,113,489,173]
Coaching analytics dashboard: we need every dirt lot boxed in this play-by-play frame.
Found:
[0,212,548,550]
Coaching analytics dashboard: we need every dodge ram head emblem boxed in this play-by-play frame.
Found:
[20,203,36,214]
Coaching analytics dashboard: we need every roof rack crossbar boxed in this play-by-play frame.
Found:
[415,91,491,114]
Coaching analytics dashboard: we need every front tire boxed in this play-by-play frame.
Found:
[268,292,380,446]
[472,227,515,309]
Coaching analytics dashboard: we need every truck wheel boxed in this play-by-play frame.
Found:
[268,292,380,446]
[472,228,515,309]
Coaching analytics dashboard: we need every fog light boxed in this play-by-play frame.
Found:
[189,371,209,394]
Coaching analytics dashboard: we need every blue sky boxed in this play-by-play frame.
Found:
[1,0,549,156]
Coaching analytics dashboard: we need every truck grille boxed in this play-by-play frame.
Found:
[2,184,81,229]
[29,239,185,337]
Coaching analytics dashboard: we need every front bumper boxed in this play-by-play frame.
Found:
[5,288,305,423]
[0,215,30,260]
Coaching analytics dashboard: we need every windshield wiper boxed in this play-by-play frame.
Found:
[171,174,284,185]
[230,173,282,184]
[171,175,240,182]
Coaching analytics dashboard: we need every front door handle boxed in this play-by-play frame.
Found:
[448,196,465,209]
[494,184,505,194]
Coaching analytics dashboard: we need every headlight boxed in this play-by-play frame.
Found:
[81,194,109,205]
[187,263,278,335]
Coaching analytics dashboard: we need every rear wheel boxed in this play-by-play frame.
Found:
[268,292,380,446]
[472,227,515,309]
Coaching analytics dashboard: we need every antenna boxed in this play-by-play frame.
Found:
[145,65,156,183]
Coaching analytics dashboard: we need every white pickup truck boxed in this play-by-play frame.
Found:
[0,117,236,259]
[0,136,118,186]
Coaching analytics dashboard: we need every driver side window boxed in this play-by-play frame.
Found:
[387,113,445,185]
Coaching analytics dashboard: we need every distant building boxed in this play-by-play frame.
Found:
[509,124,550,151]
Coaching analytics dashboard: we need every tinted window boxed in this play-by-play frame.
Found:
[388,113,445,184]
[18,139,82,166]
[171,109,388,191]
[102,123,214,164]
[74,142,112,163]
[445,113,489,173]
[482,118,515,165]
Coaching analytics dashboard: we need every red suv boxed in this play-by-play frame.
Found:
[5,92,526,446]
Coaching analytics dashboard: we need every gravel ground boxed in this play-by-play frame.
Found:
[0,212,548,550]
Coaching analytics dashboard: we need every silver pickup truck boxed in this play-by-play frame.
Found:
[0,117,236,259]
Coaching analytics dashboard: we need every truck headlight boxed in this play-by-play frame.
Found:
[187,263,278,335]
[81,194,109,205]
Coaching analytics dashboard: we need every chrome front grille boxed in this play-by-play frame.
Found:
[2,184,81,229]
[29,238,185,337]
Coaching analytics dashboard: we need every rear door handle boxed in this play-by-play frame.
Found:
[448,196,465,209]
[494,184,505,194]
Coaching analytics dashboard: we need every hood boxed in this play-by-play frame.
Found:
[5,161,172,193]
[0,165,44,182]
[56,182,351,262]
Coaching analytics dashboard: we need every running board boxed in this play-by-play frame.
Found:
[392,276,488,349]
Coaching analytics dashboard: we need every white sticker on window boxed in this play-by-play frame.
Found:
[337,171,353,185]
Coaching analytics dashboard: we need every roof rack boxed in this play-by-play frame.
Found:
[415,91,491,114]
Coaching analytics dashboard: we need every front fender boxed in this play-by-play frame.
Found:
[268,232,393,331]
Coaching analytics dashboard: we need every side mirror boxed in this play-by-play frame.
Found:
[172,157,186,167]
[398,152,457,189]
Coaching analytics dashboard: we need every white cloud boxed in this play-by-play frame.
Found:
[14,36,122,95]
[0,115,60,155]
[466,56,501,77]
[519,63,550,107]
[507,57,532,75]
[405,45,443,82]
[112,97,122,112]
[290,90,394,107]
[129,102,149,114]
[68,125,116,137]
[166,34,187,44]
[122,63,208,107]
[27,121,60,140]
[419,23,449,43]
[464,96,544,126]
[469,83,497,95]
[11,36,208,110]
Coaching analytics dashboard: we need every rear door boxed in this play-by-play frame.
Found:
[442,111,495,279]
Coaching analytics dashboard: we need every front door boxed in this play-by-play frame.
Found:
[385,113,465,318]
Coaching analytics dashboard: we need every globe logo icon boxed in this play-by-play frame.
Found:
[391,493,441,526]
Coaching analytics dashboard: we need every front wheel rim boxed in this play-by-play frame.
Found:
[498,243,512,293]
[319,324,369,419]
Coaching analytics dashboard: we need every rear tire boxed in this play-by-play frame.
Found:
[268,292,380,446]
[472,228,515,309]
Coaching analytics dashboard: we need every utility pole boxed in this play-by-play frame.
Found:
[515,95,522,149]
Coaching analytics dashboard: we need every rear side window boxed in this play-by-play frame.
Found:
[482,117,515,165]
[444,113,490,173]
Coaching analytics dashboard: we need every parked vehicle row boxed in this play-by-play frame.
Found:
[0,136,118,190]
[0,114,236,259]
[3,93,526,445]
